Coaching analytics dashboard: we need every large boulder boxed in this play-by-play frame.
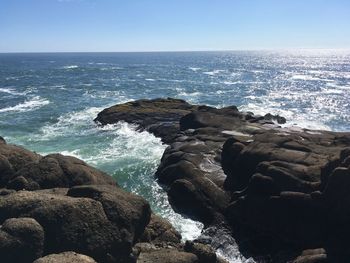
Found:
[33,251,97,263]
[0,138,116,190]
[0,217,44,263]
[0,185,151,263]
[139,213,182,245]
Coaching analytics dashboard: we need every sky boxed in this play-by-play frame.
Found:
[0,0,350,52]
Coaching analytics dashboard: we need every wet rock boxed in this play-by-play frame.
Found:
[289,248,328,263]
[33,251,97,263]
[96,98,350,261]
[0,217,44,263]
[94,98,198,143]
[264,113,287,124]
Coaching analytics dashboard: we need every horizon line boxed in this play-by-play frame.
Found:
[1,48,350,54]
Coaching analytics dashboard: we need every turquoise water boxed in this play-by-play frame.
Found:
[1,50,350,261]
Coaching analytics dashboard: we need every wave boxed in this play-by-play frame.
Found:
[145,78,156,81]
[0,87,30,96]
[37,108,204,240]
[290,74,321,81]
[0,96,50,113]
[189,67,201,72]
[203,70,226,76]
[62,65,79,69]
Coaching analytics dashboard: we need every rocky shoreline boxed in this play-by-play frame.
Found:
[96,98,350,263]
[1,97,350,262]
[0,135,223,263]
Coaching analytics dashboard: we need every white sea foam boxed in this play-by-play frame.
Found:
[96,121,203,240]
[0,87,29,96]
[203,70,226,76]
[189,67,201,72]
[290,74,321,81]
[0,87,16,94]
[223,81,239,85]
[38,106,108,139]
[62,65,79,69]
[145,78,156,81]
[38,113,204,240]
[0,96,50,113]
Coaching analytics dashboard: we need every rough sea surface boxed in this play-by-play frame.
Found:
[1,50,349,262]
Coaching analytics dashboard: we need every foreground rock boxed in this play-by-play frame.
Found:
[0,137,219,263]
[96,98,350,262]
[0,218,44,263]
[33,252,97,263]
[0,138,116,190]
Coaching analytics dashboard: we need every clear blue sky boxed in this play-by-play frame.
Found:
[1,0,349,52]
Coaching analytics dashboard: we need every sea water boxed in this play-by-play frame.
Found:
[1,50,349,262]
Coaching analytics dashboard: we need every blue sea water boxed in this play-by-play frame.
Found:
[1,50,350,262]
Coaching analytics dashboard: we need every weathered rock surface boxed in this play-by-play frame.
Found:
[139,213,182,245]
[0,139,116,190]
[1,136,220,263]
[95,98,199,143]
[0,217,44,263]
[96,98,350,262]
[33,251,97,263]
[0,186,150,262]
[136,248,198,263]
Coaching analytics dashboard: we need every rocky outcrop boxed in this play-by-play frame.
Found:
[0,185,150,262]
[96,98,350,262]
[0,139,116,190]
[95,98,199,143]
[1,137,221,263]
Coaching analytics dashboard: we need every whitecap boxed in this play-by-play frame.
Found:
[62,65,79,69]
[145,78,156,81]
[203,70,226,76]
[89,121,204,240]
[0,96,50,113]
[189,67,201,72]
[178,91,202,97]
[223,81,239,85]
[290,74,320,81]
[38,106,109,140]
[0,87,21,95]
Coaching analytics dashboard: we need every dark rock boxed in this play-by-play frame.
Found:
[264,113,287,124]
[33,251,97,263]
[0,139,116,190]
[139,213,181,245]
[136,248,198,263]
[67,184,151,243]
[0,140,41,176]
[184,241,217,263]
[11,154,117,190]
[0,186,150,263]
[0,217,44,263]
[94,98,199,143]
[96,98,350,261]
[289,248,328,263]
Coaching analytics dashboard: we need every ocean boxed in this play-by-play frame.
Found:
[1,50,350,262]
